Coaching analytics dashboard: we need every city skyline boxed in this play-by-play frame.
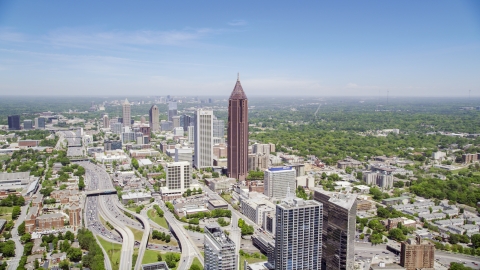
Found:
[0,1,479,97]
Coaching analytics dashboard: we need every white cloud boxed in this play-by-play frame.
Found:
[44,28,215,48]
[0,28,26,43]
[228,20,247,26]
[346,83,358,88]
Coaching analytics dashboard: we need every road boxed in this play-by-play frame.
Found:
[7,205,28,270]
[159,200,204,270]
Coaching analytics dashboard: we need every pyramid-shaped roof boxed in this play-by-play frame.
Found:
[124,98,129,105]
[229,76,247,100]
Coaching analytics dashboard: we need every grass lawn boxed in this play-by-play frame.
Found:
[148,209,169,229]
[132,248,139,268]
[0,155,10,161]
[149,236,178,246]
[128,226,145,242]
[192,257,203,269]
[142,249,164,264]
[221,194,232,203]
[97,236,122,270]
[238,252,268,270]
[0,206,13,221]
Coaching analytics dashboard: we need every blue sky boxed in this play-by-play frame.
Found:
[0,1,479,96]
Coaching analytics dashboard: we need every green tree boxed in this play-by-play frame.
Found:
[18,221,26,236]
[471,234,480,248]
[388,228,406,242]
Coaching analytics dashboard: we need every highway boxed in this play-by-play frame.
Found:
[159,200,204,270]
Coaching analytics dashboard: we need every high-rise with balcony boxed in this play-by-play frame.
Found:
[204,225,237,270]
[313,188,357,270]
[227,75,248,180]
[274,190,323,270]
[194,109,213,169]
[122,98,131,127]
[149,105,159,132]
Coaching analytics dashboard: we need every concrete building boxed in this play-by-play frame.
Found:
[34,117,46,129]
[173,127,184,136]
[142,262,170,270]
[160,121,173,131]
[8,115,20,130]
[264,167,296,200]
[122,98,131,127]
[104,140,122,151]
[168,102,177,122]
[111,122,123,134]
[363,172,394,189]
[337,157,362,169]
[103,114,109,129]
[172,115,181,129]
[227,75,249,181]
[188,126,195,144]
[252,144,271,155]
[205,177,236,194]
[24,119,33,130]
[314,188,357,270]
[149,105,160,132]
[248,154,269,172]
[160,161,191,200]
[204,225,237,270]
[194,109,213,169]
[400,236,435,270]
[213,117,225,138]
[175,147,193,163]
[463,153,479,164]
[274,191,323,270]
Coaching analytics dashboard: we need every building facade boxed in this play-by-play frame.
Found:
[204,225,237,270]
[313,189,357,270]
[274,194,323,270]
[166,161,191,194]
[24,120,33,130]
[400,236,435,270]
[122,98,131,127]
[103,114,109,129]
[227,76,248,180]
[149,105,160,132]
[264,167,296,200]
[168,102,177,122]
[194,109,213,169]
[34,117,46,129]
[8,115,20,130]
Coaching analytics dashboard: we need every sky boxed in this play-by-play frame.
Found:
[0,1,479,97]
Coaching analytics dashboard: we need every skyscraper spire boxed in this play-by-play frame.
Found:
[237,72,239,81]
[228,74,248,180]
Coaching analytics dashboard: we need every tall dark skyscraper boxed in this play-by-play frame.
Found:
[227,74,248,180]
[8,115,20,130]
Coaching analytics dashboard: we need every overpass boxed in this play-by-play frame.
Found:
[85,189,117,196]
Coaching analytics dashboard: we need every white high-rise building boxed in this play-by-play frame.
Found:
[173,127,184,136]
[204,225,237,270]
[274,191,323,270]
[264,166,296,200]
[122,98,131,127]
[194,109,213,169]
[164,161,191,194]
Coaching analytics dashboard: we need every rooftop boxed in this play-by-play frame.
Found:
[314,187,358,210]
[229,76,248,100]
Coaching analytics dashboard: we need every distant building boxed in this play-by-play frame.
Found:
[263,167,296,200]
[337,157,362,169]
[274,191,323,270]
[462,153,479,164]
[122,98,131,127]
[252,144,271,155]
[363,172,394,189]
[103,114,109,129]
[8,115,20,130]
[213,117,225,138]
[34,117,46,129]
[204,225,237,270]
[168,102,177,122]
[175,147,193,163]
[149,105,160,132]
[160,121,173,131]
[104,140,122,151]
[160,161,191,200]
[194,109,213,169]
[111,122,123,134]
[173,127,184,136]
[172,115,181,129]
[400,236,435,270]
[181,114,192,131]
[188,126,195,144]
[227,76,249,181]
[314,188,357,270]
[23,119,33,130]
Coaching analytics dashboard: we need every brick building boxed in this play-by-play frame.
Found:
[400,236,435,270]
